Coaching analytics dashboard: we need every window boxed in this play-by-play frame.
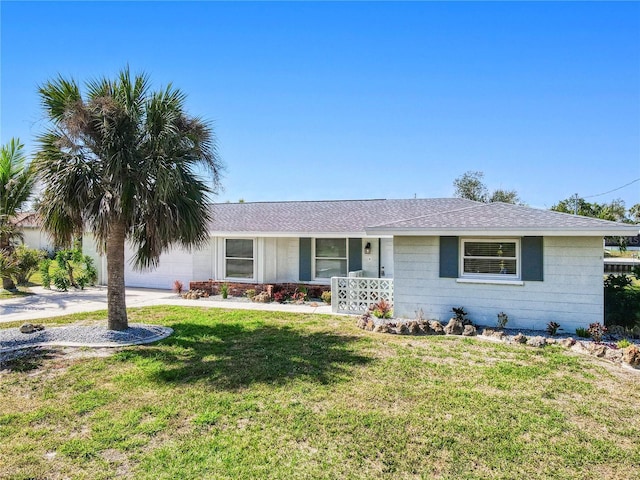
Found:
[225,239,254,279]
[461,239,519,279]
[315,238,347,279]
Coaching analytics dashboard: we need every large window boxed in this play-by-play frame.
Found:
[461,239,519,278]
[315,238,347,279]
[225,239,254,279]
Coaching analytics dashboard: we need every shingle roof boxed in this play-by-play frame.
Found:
[208,198,476,234]
[366,202,640,235]
[11,212,42,228]
[208,199,638,236]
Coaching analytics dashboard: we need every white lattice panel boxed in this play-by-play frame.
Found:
[331,277,394,314]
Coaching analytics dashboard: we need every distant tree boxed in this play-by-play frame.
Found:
[0,138,36,290]
[453,171,521,204]
[489,188,522,205]
[628,203,640,223]
[551,197,628,222]
[35,67,223,330]
[453,171,489,202]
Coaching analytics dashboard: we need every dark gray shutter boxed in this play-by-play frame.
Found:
[299,238,312,281]
[348,238,362,272]
[439,236,459,278]
[521,236,544,281]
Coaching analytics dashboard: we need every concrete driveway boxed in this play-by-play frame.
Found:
[0,286,333,324]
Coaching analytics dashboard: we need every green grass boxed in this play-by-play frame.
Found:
[1,306,639,479]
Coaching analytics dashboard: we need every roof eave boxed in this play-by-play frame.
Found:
[364,227,640,237]
[208,231,394,238]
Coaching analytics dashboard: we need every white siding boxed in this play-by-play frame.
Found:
[192,239,215,281]
[123,244,193,290]
[20,227,54,252]
[393,236,604,333]
[361,239,380,278]
[83,234,203,290]
[83,233,105,285]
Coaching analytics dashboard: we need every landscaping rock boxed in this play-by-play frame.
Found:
[444,319,464,335]
[546,337,557,345]
[253,292,270,303]
[428,321,445,335]
[20,323,44,334]
[559,337,576,348]
[373,324,391,334]
[513,333,528,344]
[407,321,420,335]
[622,345,640,367]
[604,348,623,363]
[356,317,367,329]
[365,319,375,331]
[526,336,547,348]
[570,342,590,355]
[481,328,495,337]
[462,325,477,336]
[417,321,431,334]
[586,343,607,358]
[397,323,409,335]
[491,331,506,340]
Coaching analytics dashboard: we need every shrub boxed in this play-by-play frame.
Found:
[173,280,184,295]
[588,322,608,343]
[52,268,70,291]
[245,289,256,299]
[604,274,640,329]
[575,327,590,338]
[496,312,509,330]
[371,299,393,319]
[452,307,472,325]
[321,291,331,304]
[292,288,307,303]
[39,258,52,289]
[220,283,229,299]
[83,255,97,285]
[273,291,287,303]
[12,246,46,285]
[617,338,632,349]
[546,321,562,336]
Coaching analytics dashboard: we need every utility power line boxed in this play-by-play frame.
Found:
[583,178,640,199]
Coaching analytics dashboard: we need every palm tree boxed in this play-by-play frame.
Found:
[0,139,36,290]
[35,67,222,330]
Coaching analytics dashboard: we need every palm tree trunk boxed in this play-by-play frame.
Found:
[106,221,128,331]
[2,275,16,291]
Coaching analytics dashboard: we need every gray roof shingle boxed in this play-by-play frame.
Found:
[208,198,476,233]
[208,199,638,236]
[367,202,639,235]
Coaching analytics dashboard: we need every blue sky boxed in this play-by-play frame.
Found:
[1,1,639,209]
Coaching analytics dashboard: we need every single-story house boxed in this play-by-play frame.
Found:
[82,198,638,332]
[12,212,55,252]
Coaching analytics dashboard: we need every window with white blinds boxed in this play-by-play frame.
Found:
[461,239,519,278]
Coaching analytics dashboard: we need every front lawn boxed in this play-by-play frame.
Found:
[1,306,639,479]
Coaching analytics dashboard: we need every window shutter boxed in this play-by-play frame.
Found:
[440,236,459,278]
[299,238,312,281]
[348,238,362,272]
[521,236,544,281]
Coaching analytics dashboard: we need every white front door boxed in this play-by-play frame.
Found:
[380,238,394,278]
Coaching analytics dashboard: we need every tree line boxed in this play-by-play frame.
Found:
[453,170,639,224]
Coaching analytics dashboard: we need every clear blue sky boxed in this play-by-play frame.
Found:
[2,1,639,209]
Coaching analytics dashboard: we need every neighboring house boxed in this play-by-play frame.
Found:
[83,198,638,332]
[12,212,55,252]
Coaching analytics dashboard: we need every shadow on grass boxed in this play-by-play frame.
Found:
[116,321,372,389]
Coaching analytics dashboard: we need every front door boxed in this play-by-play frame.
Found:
[380,238,394,278]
